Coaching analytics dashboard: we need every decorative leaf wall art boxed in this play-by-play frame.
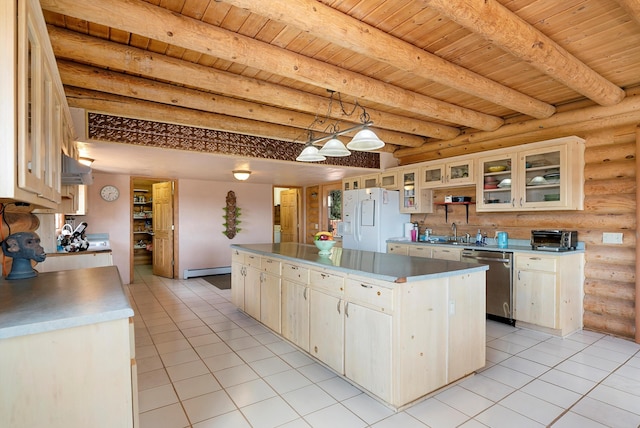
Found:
[223,190,241,239]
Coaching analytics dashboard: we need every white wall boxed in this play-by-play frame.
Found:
[178,178,273,276]
[81,173,132,283]
[80,173,274,284]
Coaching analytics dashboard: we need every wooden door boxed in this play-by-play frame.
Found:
[280,189,299,242]
[152,181,174,278]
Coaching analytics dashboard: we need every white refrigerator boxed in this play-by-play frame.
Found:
[338,188,410,252]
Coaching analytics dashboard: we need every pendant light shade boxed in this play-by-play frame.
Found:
[346,128,385,151]
[318,137,351,157]
[296,144,326,162]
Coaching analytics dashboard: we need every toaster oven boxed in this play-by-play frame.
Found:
[531,230,577,251]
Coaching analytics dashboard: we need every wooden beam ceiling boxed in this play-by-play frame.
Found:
[41,0,504,131]
[421,0,625,106]
[220,0,556,119]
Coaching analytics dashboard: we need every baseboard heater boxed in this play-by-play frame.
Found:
[183,266,231,279]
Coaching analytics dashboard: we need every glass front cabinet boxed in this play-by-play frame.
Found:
[476,137,585,212]
[420,158,474,188]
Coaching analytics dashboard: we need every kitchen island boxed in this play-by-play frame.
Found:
[0,266,137,428]
[231,242,488,410]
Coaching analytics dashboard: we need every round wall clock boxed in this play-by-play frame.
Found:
[100,185,120,202]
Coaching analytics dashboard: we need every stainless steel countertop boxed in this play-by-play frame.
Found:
[231,242,488,284]
[0,266,133,339]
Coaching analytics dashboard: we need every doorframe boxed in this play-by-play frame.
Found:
[130,176,179,283]
[272,185,303,243]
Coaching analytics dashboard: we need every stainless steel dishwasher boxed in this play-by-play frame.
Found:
[460,249,514,325]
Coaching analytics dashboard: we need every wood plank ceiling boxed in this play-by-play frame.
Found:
[40,0,640,167]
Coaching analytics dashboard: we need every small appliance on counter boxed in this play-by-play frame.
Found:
[86,233,112,252]
[531,230,577,251]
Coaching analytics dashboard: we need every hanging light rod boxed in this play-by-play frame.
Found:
[308,121,373,146]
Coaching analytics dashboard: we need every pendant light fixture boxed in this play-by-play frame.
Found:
[346,128,385,151]
[296,143,326,162]
[295,91,384,162]
[318,137,351,157]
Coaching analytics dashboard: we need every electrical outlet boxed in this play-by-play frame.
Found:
[602,232,623,244]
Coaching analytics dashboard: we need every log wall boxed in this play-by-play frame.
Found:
[410,126,637,340]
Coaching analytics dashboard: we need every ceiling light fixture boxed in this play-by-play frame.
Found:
[232,170,251,181]
[295,91,384,162]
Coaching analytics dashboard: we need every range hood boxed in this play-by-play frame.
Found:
[61,154,93,185]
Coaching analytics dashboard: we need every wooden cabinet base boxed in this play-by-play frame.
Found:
[0,318,135,428]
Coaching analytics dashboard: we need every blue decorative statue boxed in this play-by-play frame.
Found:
[1,231,47,279]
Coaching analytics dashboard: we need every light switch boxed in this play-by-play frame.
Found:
[602,232,623,244]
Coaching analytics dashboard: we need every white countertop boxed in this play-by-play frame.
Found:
[232,242,488,283]
[0,266,133,339]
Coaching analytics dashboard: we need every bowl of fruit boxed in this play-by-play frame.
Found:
[314,231,336,255]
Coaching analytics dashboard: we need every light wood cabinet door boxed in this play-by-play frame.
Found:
[260,272,281,333]
[387,243,409,255]
[360,173,380,189]
[477,137,584,212]
[515,266,557,329]
[309,289,344,374]
[244,266,262,320]
[379,170,399,189]
[431,247,461,261]
[342,177,360,191]
[420,158,474,188]
[281,279,310,351]
[231,258,245,310]
[344,302,392,403]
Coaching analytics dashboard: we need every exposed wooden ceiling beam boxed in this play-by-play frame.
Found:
[616,0,640,26]
[394,92,640,161]
[420,0,625,106]
[65,86,397,154]
[57,61,427,148]
[40,0,504,131]
[48,26,457,141]
[221,0,555,120]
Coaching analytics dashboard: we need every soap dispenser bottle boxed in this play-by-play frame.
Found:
[476,229,482,245]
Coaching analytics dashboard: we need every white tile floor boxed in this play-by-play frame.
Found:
[127,266,640,428]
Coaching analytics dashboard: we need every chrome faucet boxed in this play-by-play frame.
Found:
[451,222,457,242]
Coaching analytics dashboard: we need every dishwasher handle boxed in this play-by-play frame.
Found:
[462,255,512,264]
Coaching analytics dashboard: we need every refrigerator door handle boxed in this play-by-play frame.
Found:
[355,200,362,243]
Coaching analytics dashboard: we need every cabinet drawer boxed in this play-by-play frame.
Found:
[282,263,310,283]
[231,250,244,264]
[516,255,557,272]
[345,278,393,313]
[245,253,261,269]
[262,257,281,275]
[409,246,431,258]
[310,269,344,295]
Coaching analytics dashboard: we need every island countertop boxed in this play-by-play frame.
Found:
[0,266,133,340]
[231,242,488,283]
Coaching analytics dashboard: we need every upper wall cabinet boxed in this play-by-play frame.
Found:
[0,0,74,209]
[420,157,474,188]
[476,136,585,212]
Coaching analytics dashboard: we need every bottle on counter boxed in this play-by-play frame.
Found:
[476,229,482,245]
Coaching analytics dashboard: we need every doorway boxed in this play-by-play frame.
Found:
[130,177,178,283]
[273,186,302,243]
